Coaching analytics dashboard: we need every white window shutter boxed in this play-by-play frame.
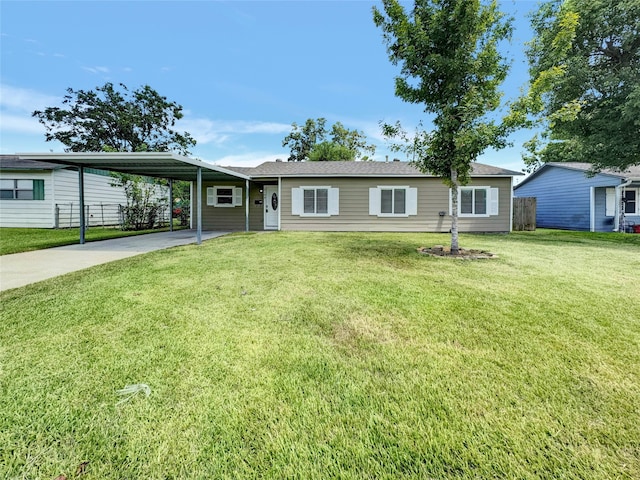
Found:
[448,188,453,215]
[206,187,215,206]
[234,187,243,207]
[369,187,380,215]
[406,187,418,216]
[291,188,303,215]
[605,188,615,216]
[328,187,339,215]
[489,188,499,215]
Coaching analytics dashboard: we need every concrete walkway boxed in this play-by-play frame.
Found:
[0,230,229,292]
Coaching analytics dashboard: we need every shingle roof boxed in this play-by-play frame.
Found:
[225,161,522,178]
[515,162,640,190]
[0,155,66,170]
[545,162,640,178]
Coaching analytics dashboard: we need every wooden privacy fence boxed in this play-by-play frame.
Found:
[513,197,536,231]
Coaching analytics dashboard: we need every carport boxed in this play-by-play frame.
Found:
[17,152,251,244]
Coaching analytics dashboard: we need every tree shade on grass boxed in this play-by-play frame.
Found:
[1,231,639,479]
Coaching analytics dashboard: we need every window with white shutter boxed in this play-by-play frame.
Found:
[291,187,339,216]
[369,186,417,217]
[450,186,498,217]
[206,186,242,207]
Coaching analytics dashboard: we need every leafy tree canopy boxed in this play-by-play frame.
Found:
[32,82,196,155]
[282,118,375,161]
[373,0,513,252]
[508,0,640,172]
[308,141,355,162]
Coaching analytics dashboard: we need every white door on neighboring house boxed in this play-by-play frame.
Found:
[264,185,279,230]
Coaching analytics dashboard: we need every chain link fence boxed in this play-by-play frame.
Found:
[55,202,172,229]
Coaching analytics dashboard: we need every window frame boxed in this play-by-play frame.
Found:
[0,179,44,200]
[623,188,639,215]
[369,186,417,217]
[452,186,498,217]
[206,186,242,207]
[291,186,339,217]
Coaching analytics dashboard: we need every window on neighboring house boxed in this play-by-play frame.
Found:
[0,179,44,200]
[206,186,242,207]
[451,187,499,217]
[624,188,638,215]
[369,186,417,217]
[292,187,339,216]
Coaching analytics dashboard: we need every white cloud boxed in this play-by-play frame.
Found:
[0,84,59,113]
[206,152,286,168]
[82,66,110,74]
[0,85,61,143]
[178,117,291,145]
[0,113,46,135]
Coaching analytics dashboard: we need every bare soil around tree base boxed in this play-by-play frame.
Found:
[418,245,496,259]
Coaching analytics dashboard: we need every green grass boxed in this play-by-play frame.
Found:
[0,224,186,255]
[1,230,639,479]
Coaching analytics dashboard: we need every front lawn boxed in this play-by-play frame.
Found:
[0,225,186,256]
[1,231,638,479]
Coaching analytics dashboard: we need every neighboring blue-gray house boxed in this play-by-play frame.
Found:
[514,162,640,232]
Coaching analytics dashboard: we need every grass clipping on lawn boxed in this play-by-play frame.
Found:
[0,230,639,479]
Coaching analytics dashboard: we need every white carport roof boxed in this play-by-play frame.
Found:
[17,152,249,182]
[16,152,250,245]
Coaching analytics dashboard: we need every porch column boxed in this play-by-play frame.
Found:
[196,166,202,245]
[245,179,250,232]
[169,179,174,232]
[78,166,85,245]
[590,186,595,232]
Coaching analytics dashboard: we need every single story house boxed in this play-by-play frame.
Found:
[8,153,522,238]
[205,160,521,233]
[0,155,167,228]
[513,162,640,232]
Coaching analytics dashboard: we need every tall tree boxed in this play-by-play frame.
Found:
[282,118,375,161]
[308,141,355,161]
[329,122,376,160]
[33,82,195,230]
[282,118,328,162]
[32,82,196,155]
[512,0,640,172]
[373,0,512,253]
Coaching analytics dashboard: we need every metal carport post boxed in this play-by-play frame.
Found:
[78,166,85,244]
[196,166,202,245]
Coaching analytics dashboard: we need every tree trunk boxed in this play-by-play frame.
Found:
[450,167,460,254]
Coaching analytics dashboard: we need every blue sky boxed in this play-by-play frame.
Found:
[1,0,538,172]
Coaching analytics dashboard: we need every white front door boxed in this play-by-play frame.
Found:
[264,185,279,230]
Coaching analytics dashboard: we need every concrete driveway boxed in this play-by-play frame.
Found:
[0,230,229,292]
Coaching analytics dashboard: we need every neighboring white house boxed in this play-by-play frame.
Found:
[0,155,168,228]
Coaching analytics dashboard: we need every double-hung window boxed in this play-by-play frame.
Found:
[206,186,242,207]
[605,187,639,216]
[304,188,328,214]
[452,186,499,217]
[291,187,339,216]
[0,179,44,200]
[624,188,638,215]
[369,186,417,217]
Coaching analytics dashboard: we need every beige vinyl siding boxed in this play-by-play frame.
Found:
[0,171,53,228]
[281,177,512,232]
[201,182,264,231]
